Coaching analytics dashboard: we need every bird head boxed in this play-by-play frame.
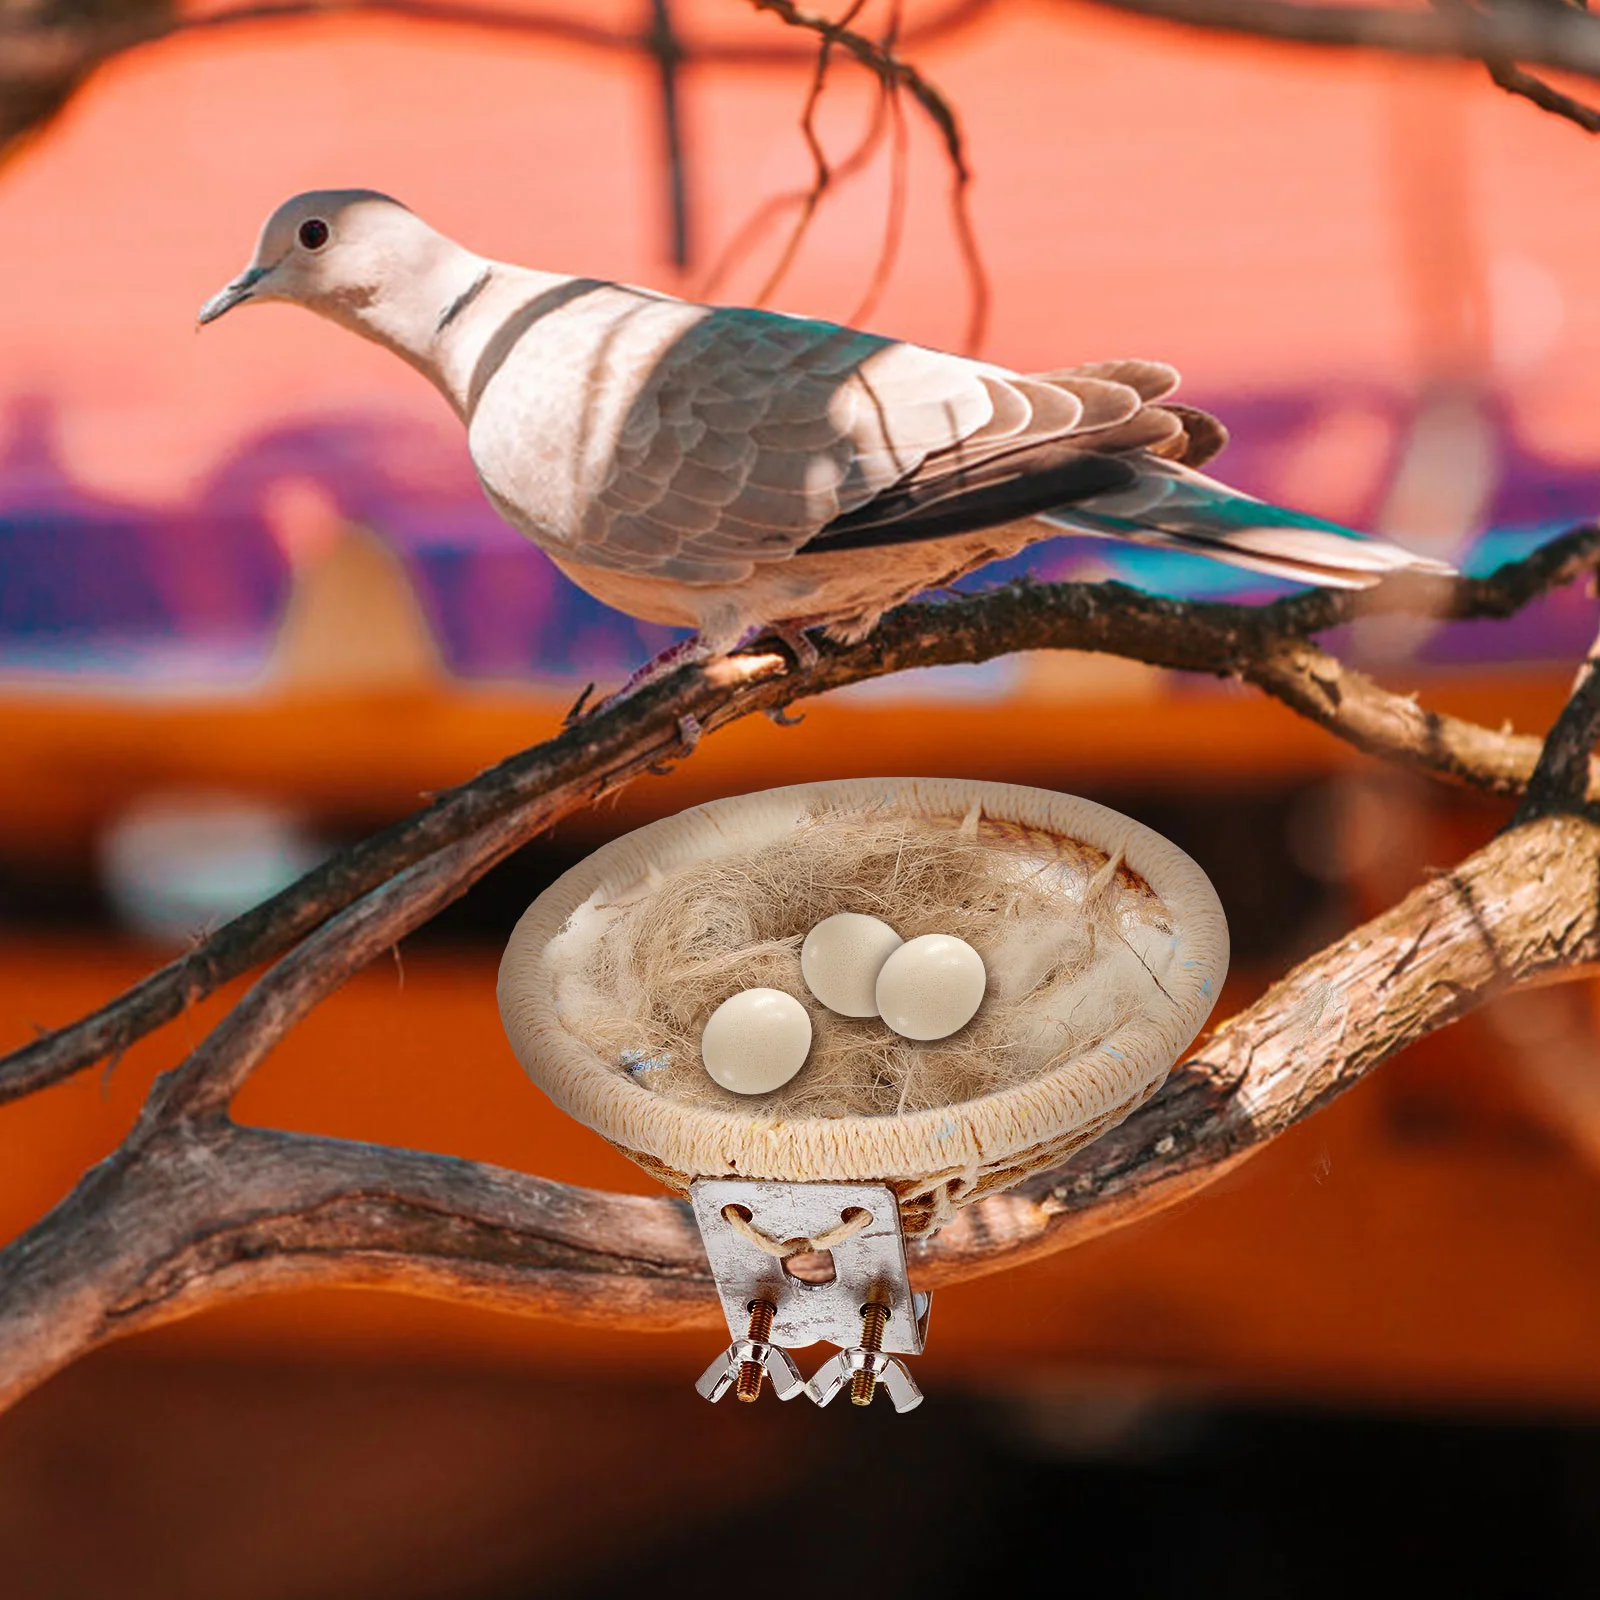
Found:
[197,190,461,331]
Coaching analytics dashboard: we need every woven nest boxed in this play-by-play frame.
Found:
[498,778,1228,1235]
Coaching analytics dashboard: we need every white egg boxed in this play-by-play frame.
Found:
[875,933,987,1041]
[700,987,813,1094]
[801,912,904,1017]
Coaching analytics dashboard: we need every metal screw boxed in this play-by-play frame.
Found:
[849,1302,891,1407]
[735,1299,776,1402]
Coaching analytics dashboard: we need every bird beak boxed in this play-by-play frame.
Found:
[197,265,269,326]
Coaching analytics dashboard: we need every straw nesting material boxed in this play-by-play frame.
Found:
[544,807,1179,1119]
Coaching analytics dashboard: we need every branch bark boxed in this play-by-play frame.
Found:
[5,524,1598,1109]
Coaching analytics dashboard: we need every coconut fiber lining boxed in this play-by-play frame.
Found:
[544,805,1181,1120]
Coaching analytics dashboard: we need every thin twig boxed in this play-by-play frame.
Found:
[751,1,870,307]
[152,813,539,1121]
[1429,0,1600,133]
[696,72,893,302]
[850,19,911,328]
[747,0,989,347]
[1485,57,1600,132]
[3,0,999,333]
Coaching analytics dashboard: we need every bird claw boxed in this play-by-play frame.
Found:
[646,714,702,775]
[766,623,820,673]
[766,704,805,728]
[727,622,820,674]
[568,623,809,740]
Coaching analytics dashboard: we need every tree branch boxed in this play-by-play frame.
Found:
[1070,0,1600,87]
[0,0,997,73]
[3,807,1594,1413]
[0,1121,715,1413]
[1511,619,1600,824]
[3,518,1599,1415]
[929,810,1600,1274]
[5,524,1598,1110]
[1484,55,1600,134]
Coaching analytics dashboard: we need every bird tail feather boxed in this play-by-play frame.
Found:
[1042,461,1455,590]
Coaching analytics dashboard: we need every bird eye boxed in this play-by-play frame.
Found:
[297,218,330,250]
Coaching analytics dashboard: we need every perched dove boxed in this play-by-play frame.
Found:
[200,191,1450,687]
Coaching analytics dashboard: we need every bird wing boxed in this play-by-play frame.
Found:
[574,307,1008,583]
[467,284,1230,582]
[587,319,1228,582]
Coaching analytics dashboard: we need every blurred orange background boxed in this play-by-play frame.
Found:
[4,3,1600,1595]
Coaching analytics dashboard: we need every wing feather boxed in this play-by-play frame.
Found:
[1045,359,1181,403]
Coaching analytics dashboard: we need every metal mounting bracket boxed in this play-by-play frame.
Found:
[690,1179,931,1355]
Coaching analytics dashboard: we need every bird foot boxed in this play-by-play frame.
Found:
[571,621,815,729]
[729,624,819,728]
[646,714,703,775]
[580,637,715,722]
[744,621,820,673]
